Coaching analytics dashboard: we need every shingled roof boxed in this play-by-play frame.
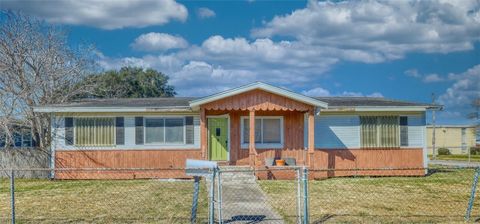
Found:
[314,97,436,107]
[41,96,436,108]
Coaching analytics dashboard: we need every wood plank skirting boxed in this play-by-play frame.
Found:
[54,150,202,179]
[311,148,425,178]
[54,148,424,179]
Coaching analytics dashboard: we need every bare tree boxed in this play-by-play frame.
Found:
[0,11,96,154]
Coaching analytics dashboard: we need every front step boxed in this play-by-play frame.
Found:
[205,166,257,184]
[219,166,256,183]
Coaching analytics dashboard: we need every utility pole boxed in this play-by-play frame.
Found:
[432,93,437,161]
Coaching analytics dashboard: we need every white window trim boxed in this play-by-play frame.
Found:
[240,116,284,149]
[73,117,116,147]
[144,116,186,146]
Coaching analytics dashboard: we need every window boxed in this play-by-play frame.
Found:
[242,117,283,147]
[74,118,115,146]
[145,117,185,144]
[360,116,399,148]
[400,116,408,147]
[461,128,467,152]
[0,129,33,148]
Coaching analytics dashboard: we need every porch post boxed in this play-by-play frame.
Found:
[249,110,256,167]
[200,107,207,160]
[308,108,315,168]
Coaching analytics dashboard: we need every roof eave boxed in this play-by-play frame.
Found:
[33,106,193,113]
[323,106,438,112]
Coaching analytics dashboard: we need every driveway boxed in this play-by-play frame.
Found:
[429,159,480,167]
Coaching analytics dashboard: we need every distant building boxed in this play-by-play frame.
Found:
[427,125,477,155]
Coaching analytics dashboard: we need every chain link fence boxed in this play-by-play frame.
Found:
[1,166,480,223]
[0,168,209,223]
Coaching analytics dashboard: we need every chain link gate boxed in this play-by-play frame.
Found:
[209,167,309,224]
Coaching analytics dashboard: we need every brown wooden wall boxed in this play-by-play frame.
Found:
[202,89,314,112]
[311,148,425,178]
[206,110,307,166]
[55,149,202,179]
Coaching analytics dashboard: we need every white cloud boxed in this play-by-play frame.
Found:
[423,73,444,83]
[302,87,331,96]
[106,0,479,96]
[131,33,188,52]
[252,0,480,61]
[197,7,216,19]
[438,64,480,121]
[405,69,421,78]
[405,69,447,83]
[302,87,383,97]
[1,0,188,29]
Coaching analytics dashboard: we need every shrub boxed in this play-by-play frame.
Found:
[438,148,451,155]
[470,147,480,155]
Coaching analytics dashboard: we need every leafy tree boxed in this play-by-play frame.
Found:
[77,67,176,98]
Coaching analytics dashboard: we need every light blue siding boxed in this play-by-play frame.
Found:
[314,115,360,148]
[407,115,426,147]
[52,115,200,150]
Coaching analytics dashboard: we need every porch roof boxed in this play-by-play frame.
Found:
[189,82,328,110]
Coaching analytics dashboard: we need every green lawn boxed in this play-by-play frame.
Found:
[429,154,480,162]
[260,168,480,223]
[0,179,208,223]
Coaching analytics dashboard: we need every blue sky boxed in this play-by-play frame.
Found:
[1,0,479,125]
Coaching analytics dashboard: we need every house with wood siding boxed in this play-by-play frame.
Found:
[34,82,440,179]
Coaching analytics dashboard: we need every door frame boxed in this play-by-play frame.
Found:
[207,114,230,161]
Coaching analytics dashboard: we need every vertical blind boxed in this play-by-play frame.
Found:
[74,118,115,146]
[360,116,399,148]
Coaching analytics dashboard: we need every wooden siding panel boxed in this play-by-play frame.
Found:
[312,148,425,178]
[55,150,202,179]
[202,89,314,112]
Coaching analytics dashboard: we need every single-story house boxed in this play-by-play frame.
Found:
[34,82,440,179]
[427,125,477,155]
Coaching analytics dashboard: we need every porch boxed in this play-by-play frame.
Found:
[197,89,318,168]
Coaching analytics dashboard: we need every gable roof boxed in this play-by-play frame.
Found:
[33,82,441,113]
[189,82,328,109]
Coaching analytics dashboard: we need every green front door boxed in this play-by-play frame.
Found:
[208,118,228,161]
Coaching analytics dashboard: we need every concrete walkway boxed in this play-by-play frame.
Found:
[219,181,285,224]
[429,159,480,167]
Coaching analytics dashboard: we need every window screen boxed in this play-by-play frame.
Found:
[74,118,115,146]
[361,116,399,148]
[400,116,408,146]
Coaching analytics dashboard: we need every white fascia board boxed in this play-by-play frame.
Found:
[33,106,193,113]
[189,82,328,109]
[324,106,429,112]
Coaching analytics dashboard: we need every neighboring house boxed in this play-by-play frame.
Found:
[34,82,439,179]
[426,125,477,155]
[0,123,36,148]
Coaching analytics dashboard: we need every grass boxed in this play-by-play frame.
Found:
[429,154,480,162]
[260,168,480,223]
[0,179,208,223]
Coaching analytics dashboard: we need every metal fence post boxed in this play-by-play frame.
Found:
[217,169,223,224]
[466,167,480,221]
[302,167,309,224]
[10,170,15,224]
[191,176,200,224]
[296,168,302,224]
[209,168,216,224]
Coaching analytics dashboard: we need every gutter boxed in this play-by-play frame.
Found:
[33,106,193,113]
